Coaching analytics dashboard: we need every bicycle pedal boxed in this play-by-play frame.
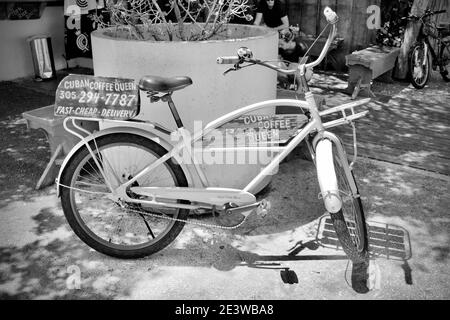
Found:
[258,209,268,217]
[255,199,271,218]
[280,269,298,284]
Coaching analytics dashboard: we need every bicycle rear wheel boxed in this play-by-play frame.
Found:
[60,133,189,259]
[409,43,431,89]
[329,154,369,264]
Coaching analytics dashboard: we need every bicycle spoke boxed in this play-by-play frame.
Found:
[138,213,156,239]
[99,150,122,187]
[62,135,190,253]
[80,166,104,185]
[335,157,364,249]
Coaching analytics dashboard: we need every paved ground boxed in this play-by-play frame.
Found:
[280,70,450,175]
[0,69,449,300]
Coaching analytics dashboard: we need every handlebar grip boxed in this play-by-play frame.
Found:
[217,56,240,64]
[434,10,446,14]
[324,7,338,24]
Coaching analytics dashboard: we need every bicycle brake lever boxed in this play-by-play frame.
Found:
[223,68,235,75]
[223,63,241,76]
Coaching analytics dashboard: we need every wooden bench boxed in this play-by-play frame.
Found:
[22,105,98,189]
[345,45,400,99]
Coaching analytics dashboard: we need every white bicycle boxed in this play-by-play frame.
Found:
[56,8,370,264]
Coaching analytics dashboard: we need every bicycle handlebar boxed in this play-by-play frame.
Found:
[216,7,338,75]
[216,56,241,64]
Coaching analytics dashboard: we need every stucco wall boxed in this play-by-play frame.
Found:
[0,5,91,81]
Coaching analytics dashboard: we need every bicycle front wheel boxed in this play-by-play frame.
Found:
[329,154,369,264]
[60,133,189,259]
[409,43,431,89]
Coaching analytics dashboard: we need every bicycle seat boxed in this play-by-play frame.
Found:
[139,75,193,93]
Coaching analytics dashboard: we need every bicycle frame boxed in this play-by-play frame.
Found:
[56,7,369,215]
[54,6,375,264]
[59,92,369,213]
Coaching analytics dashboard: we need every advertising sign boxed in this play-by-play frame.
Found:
[204,114,309,147]
[54,74,140,120]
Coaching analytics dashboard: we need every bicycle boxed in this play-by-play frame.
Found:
[56,8,370,266]
[406,9,450,88]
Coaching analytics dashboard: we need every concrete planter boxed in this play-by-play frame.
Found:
[91,24,278,191]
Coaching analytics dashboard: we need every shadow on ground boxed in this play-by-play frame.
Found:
[0,116,50,210]
[0,157,449,299]
[309,70,450,176]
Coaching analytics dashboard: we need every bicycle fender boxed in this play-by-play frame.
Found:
[55,126,192,197]
[314,138,342,213]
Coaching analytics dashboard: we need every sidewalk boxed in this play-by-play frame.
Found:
[0,70,449,299]
[279,70,450,175]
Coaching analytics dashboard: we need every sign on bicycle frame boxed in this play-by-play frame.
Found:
[203,113,309,146]
[54,74,140,120]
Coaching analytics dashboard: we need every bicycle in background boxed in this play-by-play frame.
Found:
[407,9,450,88]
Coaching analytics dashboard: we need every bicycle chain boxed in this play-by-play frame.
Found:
[59,182,249,230]
[125,205,249,230]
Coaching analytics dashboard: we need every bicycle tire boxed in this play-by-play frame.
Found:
[60,133,189,259]
[329,155,369,264]
[409,44,431,89]
[440,65,450,82]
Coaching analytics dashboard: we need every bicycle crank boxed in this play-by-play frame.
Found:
[225,199,271,218]
[212,199,271,228]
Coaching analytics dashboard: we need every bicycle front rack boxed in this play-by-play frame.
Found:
[316,214,412,261]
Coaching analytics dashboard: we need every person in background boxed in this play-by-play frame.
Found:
[253,0,289,31]
[277,27,310,89]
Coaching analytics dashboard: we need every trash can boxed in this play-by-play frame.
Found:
[27,35,56,81]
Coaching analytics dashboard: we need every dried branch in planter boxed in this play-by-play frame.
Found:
[92,0,254,41]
